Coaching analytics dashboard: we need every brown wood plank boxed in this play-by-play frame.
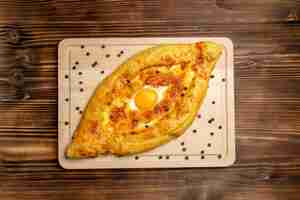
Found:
[15,23,300,47]
[1,123,300,165]
[0,100,57,128]
[0,79,299,129]
[0,0,299,23]
[0,137,56,162]
[1,165,300,200]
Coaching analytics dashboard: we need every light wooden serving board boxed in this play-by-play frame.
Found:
[58,38,235,169]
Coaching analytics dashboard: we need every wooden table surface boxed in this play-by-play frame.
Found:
[1,0,300,199]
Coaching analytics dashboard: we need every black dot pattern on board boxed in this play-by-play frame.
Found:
[120,50,124,54]
[212,101,215,104]
[207,143,211,147]
[201,150,205,154]
[218,125,222,130]
[180,142,185,146]
[185,156,189,160]
[210,132,214,136]
[64,121,69,126]
[79,81,83,85]
[210,75,215,79]
[105,54,110,58]
[81,45,84,49]
[65,98,69,102]
[201,155,205,159]
[101,70,105,74]
[222,78,226,82]
[166,155,170,160]
[158,155,163,160]
[134,156,139,160]
[80,88,84,92]
[193,129,197,133]
[76,107,80,111]
[65,75,68,79]
[78,72,82,76]
[101,45,105,48]
[75,61,79,65]
[92,61,98,67]
[117,54,121,57]
[182,147,186,152]
[208,118,215,124]
[72,66,76,70]
[86,52,90,56]
[197,114,201,119]
[79,110,83,114]
[218,154,222,159]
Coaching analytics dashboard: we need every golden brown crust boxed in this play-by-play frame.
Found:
[66,41,223,158]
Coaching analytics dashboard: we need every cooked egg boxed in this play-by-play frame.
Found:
[128,85,168,111]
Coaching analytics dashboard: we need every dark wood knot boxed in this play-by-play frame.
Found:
[286,9,300,23]
[0,67,30,101]
[215,0,233,10]
[9,68,24,88]
[16,49,34,67]
[5,27,20,44]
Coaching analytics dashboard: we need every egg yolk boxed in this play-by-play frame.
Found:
[134,88,158,110]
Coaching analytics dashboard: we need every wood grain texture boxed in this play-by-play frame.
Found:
[0,0,300,199]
